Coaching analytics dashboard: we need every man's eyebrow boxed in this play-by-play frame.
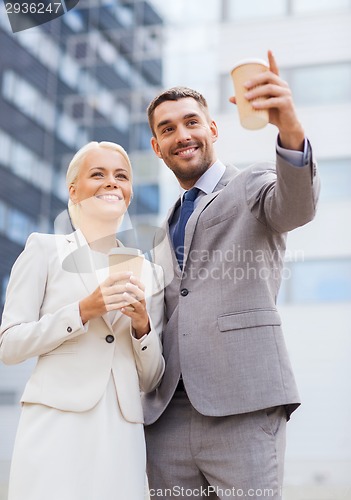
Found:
[184,113,200,120]
[156,119,172,130]
[156,113,201,130]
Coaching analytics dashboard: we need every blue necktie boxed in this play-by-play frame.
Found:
[172,187,200,268]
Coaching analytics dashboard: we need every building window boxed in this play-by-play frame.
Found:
[222,0,350,21]
[16,30,61,72]
[0,131,52,194]
[288,63,351,106]
[34,160,53,193]
[219,62,351,111]
[37,34,61,72]
[59,53,80,89]
[129,184,160,215]
[16,30,42,59]
[2,70,56,132]
[219,73,236,113]
[56,114,79,148]
[114,53,133,81]
[279,259,351,304]
[135,122,154,151]
[134,26,162,59]
[0,1,11,31]
[0,200,37,246]
[112,101,130,133]
[318,158,351,202]
[292,0,351,14]
[115,3,134,27]
[96,34,118,65]
[224,0,288,21]
[63,10,84,32]
[0,200,6,232]
[12,142,35,184]
[159,0,220,23]
[0,129,11,166]
[7,209,36,246]
[53,170,69,202]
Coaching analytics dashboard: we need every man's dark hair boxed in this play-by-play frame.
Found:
[147,86,209,136]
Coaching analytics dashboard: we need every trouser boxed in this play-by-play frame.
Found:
[145,390,287,500]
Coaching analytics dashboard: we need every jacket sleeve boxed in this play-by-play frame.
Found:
[0,233,88,365]
[246,140,321,233]
[131,262,165,393]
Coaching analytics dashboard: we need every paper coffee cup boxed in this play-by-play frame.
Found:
[230,58,269,130]
[108,247,144,285]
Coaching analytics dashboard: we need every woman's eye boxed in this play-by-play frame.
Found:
[91,172,103,177]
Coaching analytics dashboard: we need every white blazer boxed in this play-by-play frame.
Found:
[0,230,165,424]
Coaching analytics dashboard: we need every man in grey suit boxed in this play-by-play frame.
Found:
[142,51,320,499]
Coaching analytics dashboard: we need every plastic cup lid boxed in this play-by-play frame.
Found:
[231,58,269,72]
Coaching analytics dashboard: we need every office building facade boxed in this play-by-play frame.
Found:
[0,0,163,494]
[143,0,351,498]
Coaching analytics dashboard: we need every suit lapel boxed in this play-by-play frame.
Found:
[182,191,220,269]
[64,230,97,294]
[213,164,240,191]
[167,199,183,277]
[183,167,240,269]
[165,194,221,276]
[64,230,116,332]
[155,165,240,276]
[182,165,240,271]
[152,203,181,286]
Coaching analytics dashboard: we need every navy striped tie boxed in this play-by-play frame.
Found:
[172,187,200,268]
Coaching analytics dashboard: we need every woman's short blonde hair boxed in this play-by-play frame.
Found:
[66,141,132,228]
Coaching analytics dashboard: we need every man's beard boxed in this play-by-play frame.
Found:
[166,143,214,183]
[168,161,211,182]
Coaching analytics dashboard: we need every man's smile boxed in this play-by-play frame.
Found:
[174,145,199,158]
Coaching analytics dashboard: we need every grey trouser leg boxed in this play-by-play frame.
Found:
[145,392,286,500]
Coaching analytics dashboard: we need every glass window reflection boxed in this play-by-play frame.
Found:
[220,62,351,109]
[227,0,287,20]
[129,184,160,215]
[279,259,351,303]
[293,0,350,14]
[318,159,351,202]
[7,210,36,246]
[289,63,351,106]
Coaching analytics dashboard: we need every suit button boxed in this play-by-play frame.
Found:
[141,346,147,351]
[105,335,115,343]
[180,288,189,297]
[67,326,72,333]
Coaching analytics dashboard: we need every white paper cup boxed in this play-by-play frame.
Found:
[231,58,269,130]
[108,247,144,285]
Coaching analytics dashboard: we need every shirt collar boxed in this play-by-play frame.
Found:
[179,160,226,197]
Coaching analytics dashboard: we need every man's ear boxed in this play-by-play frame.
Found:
[151,136,162,158]
[210,120,219,143]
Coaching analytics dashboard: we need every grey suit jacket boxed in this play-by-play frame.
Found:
[142,149,320,424]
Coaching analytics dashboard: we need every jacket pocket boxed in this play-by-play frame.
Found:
[218,308,281,331]
[41,338,78,356]
[202,207,238,229]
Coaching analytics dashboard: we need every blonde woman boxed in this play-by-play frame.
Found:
[0,141,164,500]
